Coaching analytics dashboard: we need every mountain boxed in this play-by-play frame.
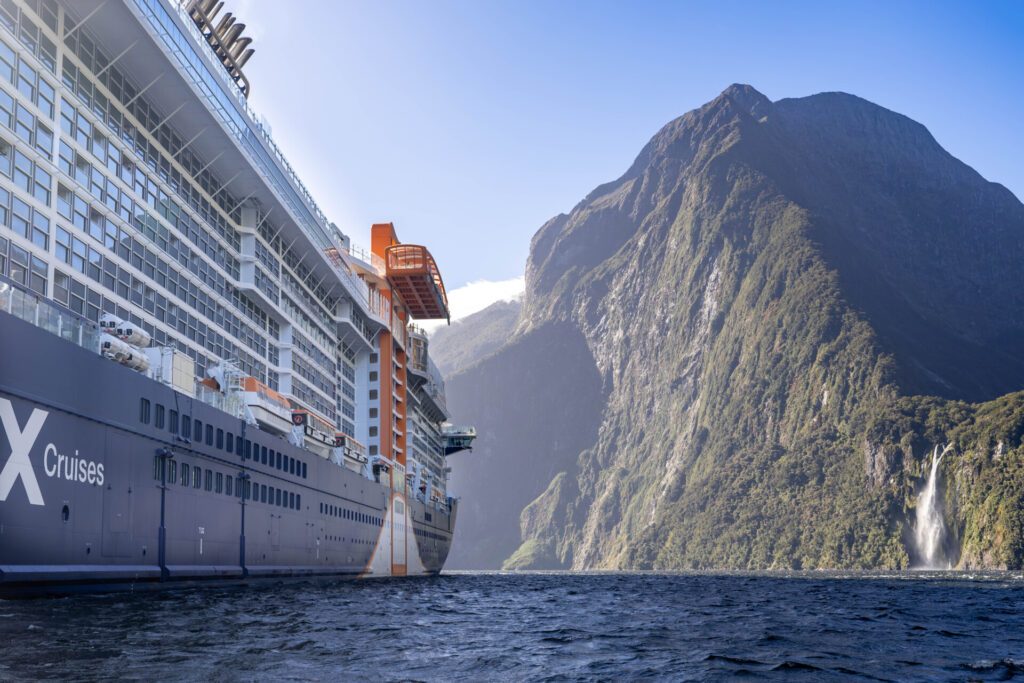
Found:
[430,299,521,377]
[444,84,1024,571]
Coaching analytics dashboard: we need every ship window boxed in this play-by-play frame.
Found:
[236,435,243,456]
[302,463,307,479]
[226,431,233,453]
[268,486,275,505]
[181,417,191,440]
[225,475,233,496]
[180,463,190,487]
[193,467,201,489]
[275,452,282,469]
[205,469,212,491]
[290,493,296,509]
[154,404,165,429]
[153,456,162,481]
[168,410,178,434]
[276,489,282,506]
[289,458,296,475]
[283,455,290,474]
[244,439,251,460]
[369,408,378,419]
[139,398,151,424]
[215,472,223,493]
[369,390,378,400]
[319,502,323,514]
[369,371,378,382]
[260,484,267,503]
[169,461,177,485]
[261,446,267,465]
[194,419,202,440]
[369,446,377,456]
[206,425,213,446]
[215,429,223,449]
[370,353,378,364]
[369,427,377,437]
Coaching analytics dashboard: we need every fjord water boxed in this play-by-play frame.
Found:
[2,573,1023,681]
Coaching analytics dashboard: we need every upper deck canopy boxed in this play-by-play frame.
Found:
[385,245,450,321]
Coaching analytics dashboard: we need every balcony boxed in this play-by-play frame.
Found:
[384,245,450,321]
[334,299,375,353]
[0,279,100,353]
[407,328,429,384]
[442,424,477,456]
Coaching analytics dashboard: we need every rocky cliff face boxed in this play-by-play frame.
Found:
[445,85,1024,570]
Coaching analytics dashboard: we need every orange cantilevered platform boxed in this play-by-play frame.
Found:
[385,244,450,321]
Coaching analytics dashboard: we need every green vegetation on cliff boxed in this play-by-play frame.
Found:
[445,85,1024,571]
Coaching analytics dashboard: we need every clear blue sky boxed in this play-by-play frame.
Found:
[238,0,1024,292]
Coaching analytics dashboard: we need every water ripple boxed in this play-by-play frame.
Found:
[0,571,1023,680]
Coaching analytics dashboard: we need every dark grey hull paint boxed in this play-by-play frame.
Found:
[0,310,455,595]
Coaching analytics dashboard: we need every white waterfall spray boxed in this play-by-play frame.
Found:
[914,444,953,569]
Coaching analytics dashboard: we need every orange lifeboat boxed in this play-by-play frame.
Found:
[240,377,292,434]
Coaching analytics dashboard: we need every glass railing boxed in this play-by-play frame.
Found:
[441,425,477,437]
[366,288,390,325]
[0,280,101,353]
[343,243,386,275]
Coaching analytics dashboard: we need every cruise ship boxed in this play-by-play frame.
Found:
[0,0,476,593]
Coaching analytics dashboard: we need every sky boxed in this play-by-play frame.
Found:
[236,0,1024,321]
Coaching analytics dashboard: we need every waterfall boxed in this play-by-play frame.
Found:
[913,444,952,569]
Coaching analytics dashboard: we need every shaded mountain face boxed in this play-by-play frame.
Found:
[429,299,521,377]
[445,84,1024,571]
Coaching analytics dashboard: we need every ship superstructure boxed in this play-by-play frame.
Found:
[0,0,474,592]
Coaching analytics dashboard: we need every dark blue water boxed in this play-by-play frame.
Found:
[1,571,1023,681]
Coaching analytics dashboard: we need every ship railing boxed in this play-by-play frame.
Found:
[343,243,386,275]
[158,0,332,231]
[442,425,477,437]
[0,278,101,353]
